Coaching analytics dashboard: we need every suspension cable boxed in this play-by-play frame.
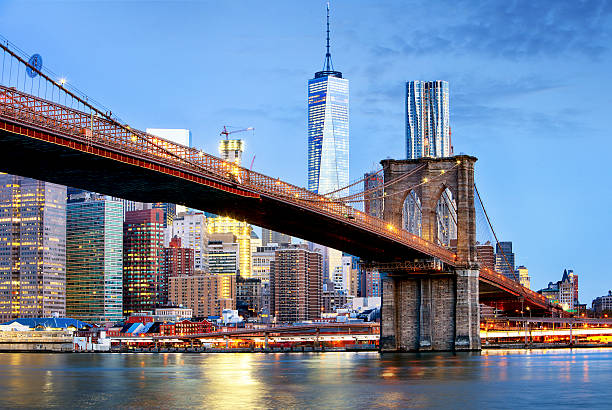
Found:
[474,184,519,282]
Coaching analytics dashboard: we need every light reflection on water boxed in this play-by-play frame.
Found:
[0,348,611,409]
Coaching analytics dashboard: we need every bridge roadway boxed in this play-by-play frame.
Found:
[0,85,554,312]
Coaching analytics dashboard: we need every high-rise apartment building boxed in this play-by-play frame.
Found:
[405,80,451,159]
[476,241,495,271]
[207,217,251,278]
[169,273,235,317]
[0,175,66,321]
[164,236,195,277]
[66,198,123,323]
[360,268,381,298]
[495,241,515,280]
[167,211,208,272]
[123,208,165,315]
[364,172,383,219]
[218,139,245,165]
[261,228,291,246]
[270,247,322,323]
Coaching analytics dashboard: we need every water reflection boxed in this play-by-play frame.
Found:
[0,349,610,408]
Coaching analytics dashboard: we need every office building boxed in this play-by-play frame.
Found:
[261,228,291,246]
[515,265,530,289]
[592,291,612,314]
[495,241,515,280]
[208,233,239,301]
[364,171,383,219]
[270,247,322,322]
[167,211,208,272]
[0,175,66,321]
[66,198,123,323]
[405,80,451,159]
[207,217,251,278]
[169,273,235,317]
[164,236,195,277]
[537,269,578,312]
[322,289,349,313]
[152,202,177,229]
[308,3,349,195]
[123,208,165,315]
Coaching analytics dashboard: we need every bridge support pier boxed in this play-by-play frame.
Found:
[380,269,480,352]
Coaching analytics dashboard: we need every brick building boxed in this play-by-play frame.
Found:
[270,248,322,323]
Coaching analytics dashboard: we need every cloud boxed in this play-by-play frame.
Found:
[374,0,612,60]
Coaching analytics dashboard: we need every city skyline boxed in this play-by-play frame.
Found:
[0,0,610,302]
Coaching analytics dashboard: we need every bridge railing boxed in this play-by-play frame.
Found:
[480,267,555,309]
[0,84,457,265]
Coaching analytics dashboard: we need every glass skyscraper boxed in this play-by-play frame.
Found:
[405,80,451,159]
[307,4,349,195]
[66,199,123,323]
[0,174,66,321]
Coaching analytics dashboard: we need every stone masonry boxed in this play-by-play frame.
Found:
[379,155,481,352]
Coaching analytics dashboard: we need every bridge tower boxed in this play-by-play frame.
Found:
[378,154,480,351]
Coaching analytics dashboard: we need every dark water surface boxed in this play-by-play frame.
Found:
[0,348,611,409]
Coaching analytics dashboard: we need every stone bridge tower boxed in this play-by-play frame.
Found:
[378,154,480,351]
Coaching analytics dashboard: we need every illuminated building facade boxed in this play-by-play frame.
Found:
[152,202,176,229]
[208,233,239,300]
[219,139,245,165]
[66,199,123,323]
[207,217,251,278]
[592,291,612,314]
[270,248,322,322]
[405,80,451,159]
[169,273,235,317]
[307,4,349,195]
[0,175,66,321]
[123,208,165,315]
[515,265,531,289]
[252,244,278,283]
[360,268,380,298]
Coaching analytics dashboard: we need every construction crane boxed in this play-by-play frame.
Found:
[220,125,254,140]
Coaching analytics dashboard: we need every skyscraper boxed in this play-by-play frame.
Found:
[66,198,123,323]
[307,3,349,195]
[0,175,66,321]
[123,208,165,315]
[495,241,516,280]
[405,80,451,159]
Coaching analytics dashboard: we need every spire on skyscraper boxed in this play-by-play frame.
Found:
[316,2,342,79]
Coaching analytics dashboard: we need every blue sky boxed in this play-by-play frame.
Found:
[2,0,611,302]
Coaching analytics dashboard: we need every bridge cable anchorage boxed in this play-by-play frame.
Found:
[474,184,520,282]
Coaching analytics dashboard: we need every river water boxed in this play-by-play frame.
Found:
[0,348,610,409]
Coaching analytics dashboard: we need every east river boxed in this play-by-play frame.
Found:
[0,348,611,408]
